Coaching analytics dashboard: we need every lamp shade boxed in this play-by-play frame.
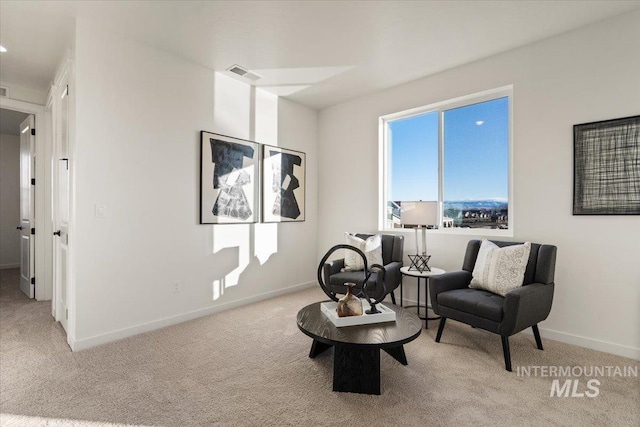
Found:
[401,201,438,227]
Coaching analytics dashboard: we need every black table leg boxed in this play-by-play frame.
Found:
[382,345,408,365]
[422,278,429,329]
[416,278,421,318]
[309,339,332,358]
[333,346,381,395]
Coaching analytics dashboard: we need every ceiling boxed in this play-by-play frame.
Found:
[0,108,29,135]
[1,1,639,110]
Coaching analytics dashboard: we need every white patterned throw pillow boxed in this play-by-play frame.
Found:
[343,233,384,271]
[469,240,531,296]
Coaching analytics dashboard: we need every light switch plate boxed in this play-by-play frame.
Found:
[95,205,106,218]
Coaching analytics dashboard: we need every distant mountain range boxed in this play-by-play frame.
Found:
[444,200,508,210]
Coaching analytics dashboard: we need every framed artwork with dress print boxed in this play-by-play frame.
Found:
[262,145,306,223]
[200,131,260,224]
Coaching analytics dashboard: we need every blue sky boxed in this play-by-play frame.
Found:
[389,97,508,202]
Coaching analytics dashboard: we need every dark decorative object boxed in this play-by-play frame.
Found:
[408,254,431,273]
[336,283,363,317]
[321,234,404,305]
[262,145,305,222]
[200,132,259,224]
[361,271,385,315]
[574,115,640,215]
[317,244,386,313]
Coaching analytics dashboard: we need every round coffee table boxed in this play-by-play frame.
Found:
[400,266,446,329]
[297,302,422,395]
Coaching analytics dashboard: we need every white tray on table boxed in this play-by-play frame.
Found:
[320,301,396,327]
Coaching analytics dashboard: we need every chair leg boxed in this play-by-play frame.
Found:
[532,324,544,350]
[390,290,397,305]
[435,318,446,342]
[501,336,512,372]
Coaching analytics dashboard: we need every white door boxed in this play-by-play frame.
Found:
[18,115,35,298]
[54,83,70,331]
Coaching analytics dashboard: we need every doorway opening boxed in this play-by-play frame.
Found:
[0,97,65,337]
[0,108,32,296]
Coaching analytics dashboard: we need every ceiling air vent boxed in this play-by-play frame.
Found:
[226,64,261,82]
[0,86,7,97]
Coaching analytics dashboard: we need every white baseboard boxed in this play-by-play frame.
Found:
[71,286,640,361]
[393,295,640,361]
[525,326,640,361]
[0,263,20,270]
[71,281,316,352]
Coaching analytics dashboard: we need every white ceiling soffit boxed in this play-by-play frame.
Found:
[1,1,639,109]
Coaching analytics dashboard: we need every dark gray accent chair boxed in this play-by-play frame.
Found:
[322,234,404,303]
[429,240,557,372]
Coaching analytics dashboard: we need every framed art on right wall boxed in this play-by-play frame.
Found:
[262,145,306,222]
[573,115,640,215]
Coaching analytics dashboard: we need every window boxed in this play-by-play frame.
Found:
[381,87,512,233]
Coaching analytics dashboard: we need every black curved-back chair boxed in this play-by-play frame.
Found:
[429,240,557,371]
[320,234,404,303]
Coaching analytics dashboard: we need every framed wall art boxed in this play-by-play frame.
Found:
[262,145,306,222]
[200,131,260,224]
[573,115,640,215]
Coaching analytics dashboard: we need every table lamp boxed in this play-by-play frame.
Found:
[401,201,438,272]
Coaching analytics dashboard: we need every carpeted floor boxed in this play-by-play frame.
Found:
[1,267,638,427]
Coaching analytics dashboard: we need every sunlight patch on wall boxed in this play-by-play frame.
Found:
[212,224,250,288]
[207,72,283,302]
[212,278,225,301]
[253,89,279,265]
[255,88,278,146]
[254,223,278,265]
[213,72,251,138]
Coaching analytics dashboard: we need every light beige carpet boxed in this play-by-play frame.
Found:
[1,268,638,427]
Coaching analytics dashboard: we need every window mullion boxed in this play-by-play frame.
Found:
[438,109,444,227]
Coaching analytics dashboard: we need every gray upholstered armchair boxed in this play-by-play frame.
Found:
[322,234,404,303]
[429,240,557,371]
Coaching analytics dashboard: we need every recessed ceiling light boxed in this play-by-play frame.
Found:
[475,120,484,126]
[0,46,7,53]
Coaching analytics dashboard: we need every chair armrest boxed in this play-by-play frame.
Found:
[500,283,554,336]
[383,261,403,290]
[323,258,345,283]
[429,271,472,315]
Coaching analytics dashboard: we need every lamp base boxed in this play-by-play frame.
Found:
[408,254,431,273]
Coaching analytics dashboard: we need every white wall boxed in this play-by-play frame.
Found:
[0,133,20,268]
[318,11,640,359]
[72,20,318,349]
[0,82,47,105]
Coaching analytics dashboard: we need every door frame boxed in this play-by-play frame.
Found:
[1,97,52,302]
[50,67,71,333]
[50,56,76,347]
[18,114,35,298]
